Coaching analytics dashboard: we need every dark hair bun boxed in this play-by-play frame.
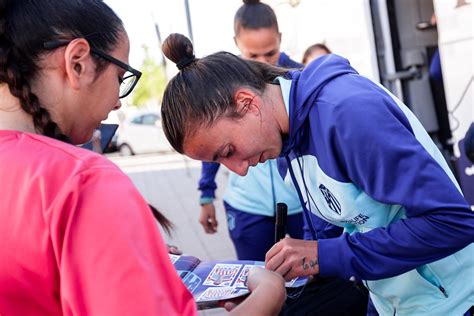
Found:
[162,33,194,65]
[242,0,260,4]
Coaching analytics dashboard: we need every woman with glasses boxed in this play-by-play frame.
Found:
[0,0,286,315]
[160,33,474,315]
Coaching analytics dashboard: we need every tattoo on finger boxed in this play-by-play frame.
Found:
[302,256,318,271]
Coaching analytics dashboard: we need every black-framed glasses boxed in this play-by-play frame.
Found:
[44,39,142,98]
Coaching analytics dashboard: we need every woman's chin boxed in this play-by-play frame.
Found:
[70,131,94,145]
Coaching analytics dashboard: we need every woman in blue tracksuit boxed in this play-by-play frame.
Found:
[198,0,341,261]
[160,33,474,315]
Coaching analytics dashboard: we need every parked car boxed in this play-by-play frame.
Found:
[116,111,173,155]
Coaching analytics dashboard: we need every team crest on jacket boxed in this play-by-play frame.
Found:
[319,184,341,215]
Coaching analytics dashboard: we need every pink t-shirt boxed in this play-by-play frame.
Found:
[0,130,197,315]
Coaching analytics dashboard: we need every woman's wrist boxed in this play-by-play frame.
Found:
[199,196,214,205]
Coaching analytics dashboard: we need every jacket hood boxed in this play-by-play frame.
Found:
[280,54,358,156]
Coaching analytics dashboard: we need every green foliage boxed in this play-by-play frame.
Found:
[131,45,167,107]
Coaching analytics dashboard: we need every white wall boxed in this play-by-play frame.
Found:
[270,0,379,80]
[435,0,473,156]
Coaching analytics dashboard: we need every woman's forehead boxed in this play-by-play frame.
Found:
[184,118,236,159]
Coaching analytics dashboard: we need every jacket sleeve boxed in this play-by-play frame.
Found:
[47,165,197,315]
[198,162,220,198]
[317,83,474,281]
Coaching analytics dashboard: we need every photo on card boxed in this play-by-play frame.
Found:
[203,263,241,287]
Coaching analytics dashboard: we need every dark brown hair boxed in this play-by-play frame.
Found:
[0,0,123,142]
[234,0,279,36]
[161,33,288,153]
[148,204,174,235]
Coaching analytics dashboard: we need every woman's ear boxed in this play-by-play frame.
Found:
[233,88,260,115]
[63,38,93,90]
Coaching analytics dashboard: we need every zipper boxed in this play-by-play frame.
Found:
[416,265,449,298]
[439,286,448,298]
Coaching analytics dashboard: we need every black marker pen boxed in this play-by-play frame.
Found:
[275,202,288,243]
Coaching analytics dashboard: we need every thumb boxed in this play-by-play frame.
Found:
[224,301,238,311]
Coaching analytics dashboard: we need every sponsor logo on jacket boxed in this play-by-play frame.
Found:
[319,184,341,215]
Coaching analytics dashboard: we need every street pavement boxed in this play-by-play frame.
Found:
[108,152,234,315]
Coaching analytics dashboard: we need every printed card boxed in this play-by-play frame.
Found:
[235,264,256,288]
[203,263,241,287]
[169,254,180,264]
[197,286,248,302]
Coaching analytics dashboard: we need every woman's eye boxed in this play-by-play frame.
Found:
[265,51,276,57]
[118,76,124,84]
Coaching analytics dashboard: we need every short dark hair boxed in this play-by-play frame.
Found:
[0,0,123,141]
[161,33,288,153]
[234,0,279,36]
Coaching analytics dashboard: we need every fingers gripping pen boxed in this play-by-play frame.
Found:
[275,202,288,243]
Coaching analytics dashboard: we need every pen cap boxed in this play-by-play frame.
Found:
[276,202,288,225]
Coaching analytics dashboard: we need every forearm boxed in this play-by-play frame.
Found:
[319,209,474,280]
[229,283,285,316]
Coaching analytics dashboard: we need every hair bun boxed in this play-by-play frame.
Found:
[162,33,196,70]
[176,54,195,70]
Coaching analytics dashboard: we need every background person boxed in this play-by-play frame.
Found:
[0,1,286,315]
[160,33,474,315]
[301,43,332,65]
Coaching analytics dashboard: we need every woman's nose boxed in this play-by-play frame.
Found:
[258,58,268,64]
[113,99,122,111]
[225,159,249,176]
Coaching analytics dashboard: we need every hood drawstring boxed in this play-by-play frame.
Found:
[285,155,318,240]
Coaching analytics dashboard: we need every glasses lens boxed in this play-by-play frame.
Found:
[119,72,137,98]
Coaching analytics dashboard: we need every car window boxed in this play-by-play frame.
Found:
[142,114,158,126]
[131,115,143,124]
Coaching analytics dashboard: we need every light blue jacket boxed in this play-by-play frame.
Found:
[199,160,302,216]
